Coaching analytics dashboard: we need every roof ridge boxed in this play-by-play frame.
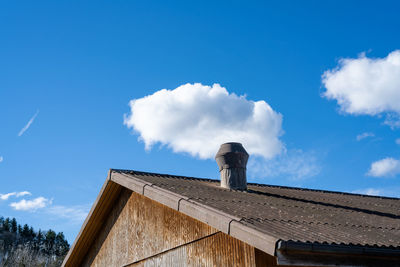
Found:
[113,169,400,200]
[112,168,219,182]
[247,182,400,200]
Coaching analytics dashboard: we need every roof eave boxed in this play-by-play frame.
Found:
[62,170,123,267]
[62,169,279,266]
[111,171,278,255]
[276,240,400,266]
[63,169,400,267]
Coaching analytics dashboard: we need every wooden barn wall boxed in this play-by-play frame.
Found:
[81,188,278,267]
[126,232,255,267]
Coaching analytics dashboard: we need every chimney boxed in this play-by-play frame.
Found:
[215,142,249,190]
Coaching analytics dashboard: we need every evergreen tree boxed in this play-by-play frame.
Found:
[11,218,17,233]
[0,215,70,263]
[22,224,30,240]
[4,217,10,231]
[55,232,69,255]
[29,226,35,240]
[37,229,44,244]
[45,229,56,253]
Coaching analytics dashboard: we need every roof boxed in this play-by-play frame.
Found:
[63,169,400,266]
[116,169,400,248]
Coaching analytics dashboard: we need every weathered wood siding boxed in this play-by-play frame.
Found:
[81,188,276,266]
[127,232,255,266]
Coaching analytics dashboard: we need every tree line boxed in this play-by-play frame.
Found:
[0,216,69,256]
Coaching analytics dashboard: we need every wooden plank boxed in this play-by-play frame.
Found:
[63,175,122,267]
[126,232,256,267]
[80,182,122,266]
[66,170,279,266]
[82,190,218,266]
[230,220,278,256]
[62,172,113,267]
[255,248,277,267]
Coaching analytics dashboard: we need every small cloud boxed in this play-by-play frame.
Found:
[0,156,3,163]
[352,188,382,196]
[395,138,400,145]
[47,205,90,224]
[16,191,31,197]
[248,149,321,181]
[18,110,39,137]
[352,187,400,198]
[367,157,400,177]
[10,197,50,211]
[6,191,89,224]
[0,191,32,200]
[384,113,400,129]
[0,193,17,200]
[356,132,374,141]
[124,83,283,159]
[322,50,400,127]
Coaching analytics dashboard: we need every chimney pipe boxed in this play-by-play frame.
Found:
[215,142,249,190]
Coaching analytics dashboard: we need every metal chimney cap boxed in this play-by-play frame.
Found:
[215,142,249,171]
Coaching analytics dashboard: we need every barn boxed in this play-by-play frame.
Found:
[63,143,400,266]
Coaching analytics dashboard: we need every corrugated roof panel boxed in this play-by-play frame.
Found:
[116,170,400,248]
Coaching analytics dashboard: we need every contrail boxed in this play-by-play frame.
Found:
[18,110,39,137]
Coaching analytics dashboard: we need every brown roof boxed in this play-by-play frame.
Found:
[63,169,400,266]
[116,169,400,248]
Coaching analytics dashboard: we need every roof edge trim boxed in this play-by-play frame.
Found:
[276,240,400,266]
[62,169,116,267]
[277,240,400,256]
[111,171,279,255]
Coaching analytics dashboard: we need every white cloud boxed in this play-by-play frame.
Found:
[0,193,16,200]
[356,132,374,141]
[0,191,31,200]
[124,83,283,159]
[248,149,321,181]
[15,191,31,197]
[18,110,39,136]
[383,113,400,128]
[0,156,3,163]
[395,138,400,145]
[10,197,50,211]
[352,187,400,198]
[352,188,382,196]
[367,157,400,177]
[4,190,89,224]
[322,50,400,123]
[47,205,90,224]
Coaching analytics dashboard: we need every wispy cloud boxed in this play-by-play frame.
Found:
[248,149,321,181]
[356,132,374,141]
[18,110,39,137]
[384,114,400,129]
[0,156,3,163]
[10,196,50,211]
[352,188,382,196]
[367,157,400,177]
[0,193,16,201]
[4,190,89,225]
[352,187,400,198]
[47,205,90,224]
[15,191,31,197]
[396,138,400,145]
[0,191,31,200]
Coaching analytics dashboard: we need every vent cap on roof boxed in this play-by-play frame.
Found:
[215,142,249,190]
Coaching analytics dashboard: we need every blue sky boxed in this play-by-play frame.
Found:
[1,1,400,242]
